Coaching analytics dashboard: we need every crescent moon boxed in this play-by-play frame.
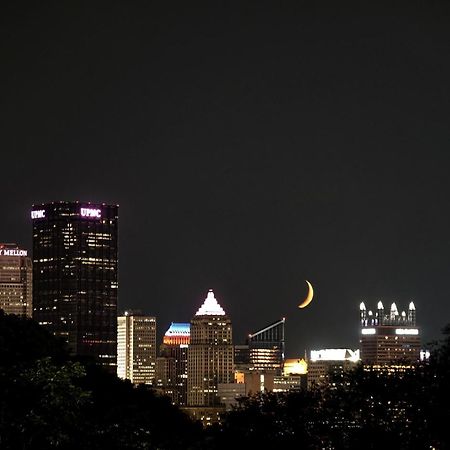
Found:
[298,280,314,309]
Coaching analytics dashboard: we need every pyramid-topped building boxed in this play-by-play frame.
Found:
[187,289,233,406]
[195,289,226,316]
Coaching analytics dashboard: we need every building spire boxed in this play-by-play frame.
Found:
[195,289,226,316]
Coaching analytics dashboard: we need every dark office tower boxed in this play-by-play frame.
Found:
[0,243,32,317]
[359,301,421,366]
[32,201,118,372]
[247,318,285,375]
[234,344,250,370]
[160,322,190,405]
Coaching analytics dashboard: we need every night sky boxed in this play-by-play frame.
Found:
[2,1,450,356]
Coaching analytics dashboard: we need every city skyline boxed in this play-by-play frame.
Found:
[2,202,431,358]
[2,1,450,357]
[0,202,437,358]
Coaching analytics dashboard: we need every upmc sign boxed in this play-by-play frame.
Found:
[31,210,45,219]
[80,208,101,218]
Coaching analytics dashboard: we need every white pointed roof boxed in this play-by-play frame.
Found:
[195,290,226,316]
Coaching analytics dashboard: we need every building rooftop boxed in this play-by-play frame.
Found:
[310,349,360,363]
[164,322,191,337]
[195,290,226,316]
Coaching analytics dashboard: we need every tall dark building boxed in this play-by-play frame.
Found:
[234,344,251,370]
[159,322,190,405]
[247,318,285,375]
[32,201,118,372]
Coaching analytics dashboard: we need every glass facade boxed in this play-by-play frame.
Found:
[247,318,285,375]
[32,201,118,372]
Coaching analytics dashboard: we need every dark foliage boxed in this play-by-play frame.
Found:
[76,365,203,449]
[0,310,69,364]
[206,390,327,449]
[2,310,450,449]
[208,327,450,449]
[0,311,87,448]
[0,311,201,449]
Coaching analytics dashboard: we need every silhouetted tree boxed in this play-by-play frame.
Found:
[0,311,88,449]
[210,325,450,449]
[206,390,326,449]
[419,324,450,448]
[0,358,90,449]
[76,365,203,449]
[0,311,202,449]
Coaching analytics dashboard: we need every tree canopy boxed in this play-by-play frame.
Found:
[0,311,201,450]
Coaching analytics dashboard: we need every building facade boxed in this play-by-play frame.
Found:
[307,349,360,388]
[234,344,251,370]
[234,370,276,395]
[155,356,176,387]
[247,318,285,375]
[32,201,118,371]
[117,311,156,384]
[360,301,421,366]
[0,244,32,317]
[217,383,246,410]
[159,322,190,405]
[187,290,234,406]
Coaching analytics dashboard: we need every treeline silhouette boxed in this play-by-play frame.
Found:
[0,311,201,449]
[0,310,449,449]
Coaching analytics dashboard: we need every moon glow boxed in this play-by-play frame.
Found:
[298,280,314,309]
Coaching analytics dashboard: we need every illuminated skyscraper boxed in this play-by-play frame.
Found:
[32,201,118,372]
[359,301,421,366]
[187,290,234,407]
[247,318,285,375]
[159,322,190,405]
[117,311,156,384]
[0,243,32,317]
